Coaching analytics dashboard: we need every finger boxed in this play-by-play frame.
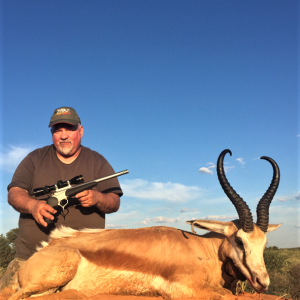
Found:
[78,200,88,206]
[39,208,58,227]
[40,217,48,227]
[35,202,56,215]
[44,205,57,215]
[79,199,92,207]
[75,191,89,198]
[35,213,48,227]
[42,210,56,220]
[77,195,91,202]
[37,205,56,216]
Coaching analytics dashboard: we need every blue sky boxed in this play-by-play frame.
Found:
[1,0,299,248]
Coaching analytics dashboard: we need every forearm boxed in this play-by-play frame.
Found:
[95,192,120,213]
[8,187,38,214]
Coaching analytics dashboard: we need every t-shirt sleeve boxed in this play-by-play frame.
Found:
[94,155,123,197]
[7,153,36,193]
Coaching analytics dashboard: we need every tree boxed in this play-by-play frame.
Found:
[0,228,19,273]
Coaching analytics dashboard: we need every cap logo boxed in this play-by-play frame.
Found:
[55,108,71,116]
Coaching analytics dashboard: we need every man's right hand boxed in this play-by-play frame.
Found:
[30,201,57,227]
[8,187,57,227]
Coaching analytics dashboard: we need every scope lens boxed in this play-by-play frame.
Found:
[33,188,45,197]
[57,180,68,189]
[43,185,56,194]
[70,175,84,185]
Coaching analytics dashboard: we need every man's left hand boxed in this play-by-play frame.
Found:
[75,190,120,213]
[75,190,99,207]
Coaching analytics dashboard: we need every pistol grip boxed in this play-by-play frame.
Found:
[45,217,54,225]
[44,196,58,225]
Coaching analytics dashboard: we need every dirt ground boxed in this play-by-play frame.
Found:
[0,289,291,300]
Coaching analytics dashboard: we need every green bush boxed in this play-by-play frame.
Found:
[289,263,300,300]
[266,270,290,297]
[243,281,255,294]
[264,247,287,272]
[0,228,19,278]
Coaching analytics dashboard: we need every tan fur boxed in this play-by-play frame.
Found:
[9,222,281,300]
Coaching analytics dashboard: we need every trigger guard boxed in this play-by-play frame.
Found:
[59,199,68,211]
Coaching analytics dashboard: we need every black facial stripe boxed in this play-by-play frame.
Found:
[235,237,244,250]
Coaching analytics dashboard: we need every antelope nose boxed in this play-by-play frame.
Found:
[256,278,268,291]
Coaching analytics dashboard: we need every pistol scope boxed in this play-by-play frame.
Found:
[33,175,84,197]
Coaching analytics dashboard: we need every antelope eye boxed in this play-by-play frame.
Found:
[235,237,244,250]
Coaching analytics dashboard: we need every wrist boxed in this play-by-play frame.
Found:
[28,198,39,215]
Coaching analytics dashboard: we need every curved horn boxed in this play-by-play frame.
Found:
[217,149,254,232]
[256,156,280,232]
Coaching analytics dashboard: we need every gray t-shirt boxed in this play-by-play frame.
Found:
[8,145,123,259]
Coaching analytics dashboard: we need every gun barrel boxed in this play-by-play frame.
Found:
[94,169,129,183]
[65,170,129,197]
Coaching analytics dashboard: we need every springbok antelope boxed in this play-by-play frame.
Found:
[9,149,281,300]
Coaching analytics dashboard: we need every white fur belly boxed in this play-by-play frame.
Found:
[62,256,195,298]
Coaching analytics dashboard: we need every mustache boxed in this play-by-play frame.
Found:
[58,140,72,146]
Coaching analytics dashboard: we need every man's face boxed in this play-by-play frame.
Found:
[51,123,83,157]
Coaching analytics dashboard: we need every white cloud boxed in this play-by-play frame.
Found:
[206,162,216,168]
[198,162,216,175]
[275,192,300,202]
[121,179,201,202]
[0,145,35,172]
[140,218,150,225]
[295,225,300,228]
[140,216,181,225]
[277,196,289,202]
[199,167,213,174]
[224,165,235,173]
[106,210,139,225]
[179,207,200,213]
[236,158,246,167]
[106,224,127,229]
[203,215,238,220]
[297,134,300,137]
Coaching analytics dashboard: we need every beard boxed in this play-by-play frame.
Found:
[57,140,74,156]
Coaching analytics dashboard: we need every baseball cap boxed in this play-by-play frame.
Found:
[48,107,81,127]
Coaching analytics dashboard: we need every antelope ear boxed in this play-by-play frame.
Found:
[267,223,282,233]
[186,219,236,237]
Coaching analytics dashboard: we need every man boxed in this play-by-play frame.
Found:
[0,107,123,292]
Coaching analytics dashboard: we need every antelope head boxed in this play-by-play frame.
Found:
[187,149,281,293]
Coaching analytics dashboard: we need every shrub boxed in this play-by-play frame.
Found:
[0,267,5,278]
[264,248,286,272]
[266,270,290,297]
[0,228,19,277]
[289,263,300,300]
[243,281,255,294]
